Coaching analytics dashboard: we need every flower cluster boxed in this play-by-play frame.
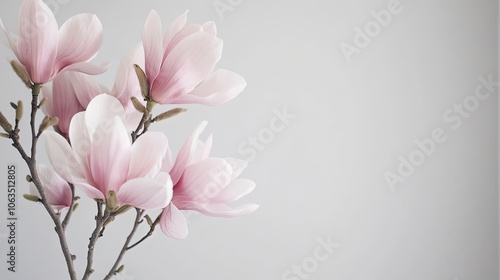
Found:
[1,0,257,249]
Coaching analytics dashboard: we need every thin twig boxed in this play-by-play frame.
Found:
[82,201,109,280]
[62,184,76,231]
[127,213,161,250]
[103,209,144,280]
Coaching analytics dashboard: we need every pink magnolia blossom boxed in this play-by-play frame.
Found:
[0,0,106,84]
[40,71,101,138]
[160,121,258,239]
[44,94,172,210]
[30,164,72,211]
[142,11,247,105]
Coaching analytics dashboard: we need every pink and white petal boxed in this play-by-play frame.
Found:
[0,18,19,57]
[84,94,126,137]
[68,112,91,171]
[17,0,59,83]
[74,181,105,200]
[223,157,248,180]
[175,158,231,199]
[169,121,208,184]
[171,69,246,106]
[151,32,223,104]
[117,177,172,210]
[160,144,174,173]
[35,164,72,210]
[128,131,168,179]
[58,61,109,77]
[44,130,85,183]
[56,13,103,72]
[162,11,188,51]
[52,72,85,136]
[163,23,203,56]
[143,10,164,82]
[210,178,255,203]
[66,71,102,108]
[160,203,188,239]
[189,202,259,217]
[111,44,144,104]
[202,21,217,36]
[89,117,131,194]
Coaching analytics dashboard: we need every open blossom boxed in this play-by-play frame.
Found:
[0,0,106,84]
[160,121,259,239]
[142,11,247,105]
[40,71,101,138]
[30,164,72,211]
[44,94,172,210]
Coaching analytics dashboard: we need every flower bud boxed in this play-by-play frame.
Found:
[0,112,13,132]
[10,60,32,88]
[131,97,146,113]
[116,265,125,274]
[15,101,23,123]
[23,194,40,202]
[26,175,32,182]
[114,205,132,215]
[134,64,149,99]
[72,203,79,212]
[38,98,47,108]
[10,102,17,109]
[0,133,9,138]
[39,116,59,133]
[144,214,153,226]
[153,108,187,122]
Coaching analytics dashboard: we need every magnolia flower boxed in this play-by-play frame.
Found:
[44,94,172,210]
[40,71,101,138]
[30,164,72,211]
[142,11,247,105]
[160,121,258,239]
[0,0,106,84]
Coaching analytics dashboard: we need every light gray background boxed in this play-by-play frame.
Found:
[0,0,498,279]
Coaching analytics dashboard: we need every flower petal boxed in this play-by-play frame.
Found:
[128,131,168,179]
[202,21,217,36]
[84,94,126,137]
[162,11,188,51]
[90,116,131,194]
[169,121,208,184]
[151,32,223,104]
[59,61,109,76]
[44,130,84,183]
[170,69,246,105]
[56,13,103,72]
[160,203,188,239]
[182,201,259,217]
[74,181,105,200]
[51,72,86,136]
[33,164,72,210]
[66,71,102,108]
[0,18,19,57]
[210,178,255,203]
[17,0,59,83]
[143,10,163,83]
[117,177,172,210]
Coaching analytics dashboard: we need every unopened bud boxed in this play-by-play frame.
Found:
[26,175,32,182]
[39,116,59,133]
[134,64,150,99]
[10,102,17,109]
[72,203,79,211]
[0,112,13,132]
[131,97,146,113]
[38,98,47,108]
[144,214,153,226]
[23,194,40,202]
[10,60,32,88]
[15,101,23,122]
[153,108,187,122]
[0,132,9,138]
[116,265,125,274]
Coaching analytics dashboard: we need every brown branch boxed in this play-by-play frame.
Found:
[82,201,109,280]
[127,213,161,250]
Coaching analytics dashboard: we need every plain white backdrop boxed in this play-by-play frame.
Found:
[0,0,498,279]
